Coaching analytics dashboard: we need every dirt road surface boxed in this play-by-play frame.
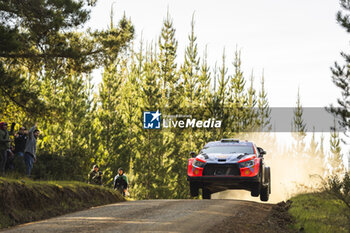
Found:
[1,200,292,233]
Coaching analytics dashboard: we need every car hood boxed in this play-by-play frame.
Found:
[196,153,255,163]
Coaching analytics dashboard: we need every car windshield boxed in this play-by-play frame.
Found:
[200,145,254,154]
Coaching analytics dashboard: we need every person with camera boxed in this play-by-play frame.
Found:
[88,165,103,185]
[24,123,40,177]
[114,167,129,197]
[14,126,28,157]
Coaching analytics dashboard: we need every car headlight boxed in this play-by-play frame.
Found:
[193,158,206,167]
[239,159,255,167]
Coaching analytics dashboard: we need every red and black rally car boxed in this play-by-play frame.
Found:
[187,139,271,201]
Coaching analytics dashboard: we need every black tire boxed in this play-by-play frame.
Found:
[265,167,271,194]
[260,185,269,202]
[202,188,211,199]
[190,182,199,197]
[251,185,260,197]
[263,166,271,194]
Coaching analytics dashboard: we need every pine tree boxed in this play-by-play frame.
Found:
[307,128,319,156]
[228,48,249,134]
[217,49,229,138]
[97,56,131,186]
[198,46,211,105]
[133,43,164,199]
[245,71,258,131]
[197,46,212,143]
[328,0,350,137]
[257,72,271,132]
[330,119,345,174]
[121,42,143,170]
[159,10,178,106]
[291,88,306,153]
[207,62,221,140]
[38,72,95,180]
[319,133,326,160]
[179,13,200,166]
[306,128,326,177]
[181,13,200,107]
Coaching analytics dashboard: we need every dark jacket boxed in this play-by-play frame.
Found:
[0,129,10,151]
[89,169,102,185]
[0,123,14,151]
[114,174,128,190]
[14,133,27,153]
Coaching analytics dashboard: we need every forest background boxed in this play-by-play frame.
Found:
[0,0,348,201]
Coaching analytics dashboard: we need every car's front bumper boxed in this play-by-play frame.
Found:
[188,175,259,182]
[187,175,260,191]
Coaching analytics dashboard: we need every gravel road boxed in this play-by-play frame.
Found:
[1,199,290,233]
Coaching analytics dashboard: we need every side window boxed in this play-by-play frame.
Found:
[254,144,260,156]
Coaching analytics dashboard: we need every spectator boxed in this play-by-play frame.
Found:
[114,167,129,197]
[14,126,27,157]
[24,123,39,177]
[13,126,27,173]
[0,122,14,175]
[88,165,102,185]
[5,146,15,171]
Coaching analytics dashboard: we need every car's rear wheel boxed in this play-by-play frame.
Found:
[202,188,211,199]
[190,182,199,197]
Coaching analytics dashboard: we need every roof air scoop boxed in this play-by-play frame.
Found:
[220,138,239,143]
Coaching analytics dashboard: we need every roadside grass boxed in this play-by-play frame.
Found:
[0,177,125,229]
[289,192,349,233]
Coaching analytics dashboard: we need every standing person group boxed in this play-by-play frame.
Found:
[0,121,39,177]
[87,166,129,197]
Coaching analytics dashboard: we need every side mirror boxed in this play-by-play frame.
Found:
[190,152,197,158]
[257,147,266,156]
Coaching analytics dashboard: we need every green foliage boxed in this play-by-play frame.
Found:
[31,151,89,181]
[228,49,249,134]
[329,120,345,174]
[328,0,350,137]
[289,191,349,233]
[324,172,350,212]
[1,9,282,200]
[257,72,271,131]
[289,173,350,232]
[0,1,134,116]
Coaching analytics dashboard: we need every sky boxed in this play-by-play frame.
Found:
[86,0,349,108]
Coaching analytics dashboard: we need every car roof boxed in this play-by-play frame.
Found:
[204,139,254,147]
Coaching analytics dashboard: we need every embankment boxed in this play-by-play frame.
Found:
[0,178,124,229]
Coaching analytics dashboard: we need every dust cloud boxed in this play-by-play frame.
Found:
[211,132,326,203]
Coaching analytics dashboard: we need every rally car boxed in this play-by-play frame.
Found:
[187,139,271,201]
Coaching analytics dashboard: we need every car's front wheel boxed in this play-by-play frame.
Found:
[260,167,271,201]
[260,185,269,201]
[190,182,199,197]
[202,188,211,199]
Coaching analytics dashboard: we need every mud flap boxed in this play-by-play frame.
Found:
[202,188,211,199]
[190,182,199,197]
